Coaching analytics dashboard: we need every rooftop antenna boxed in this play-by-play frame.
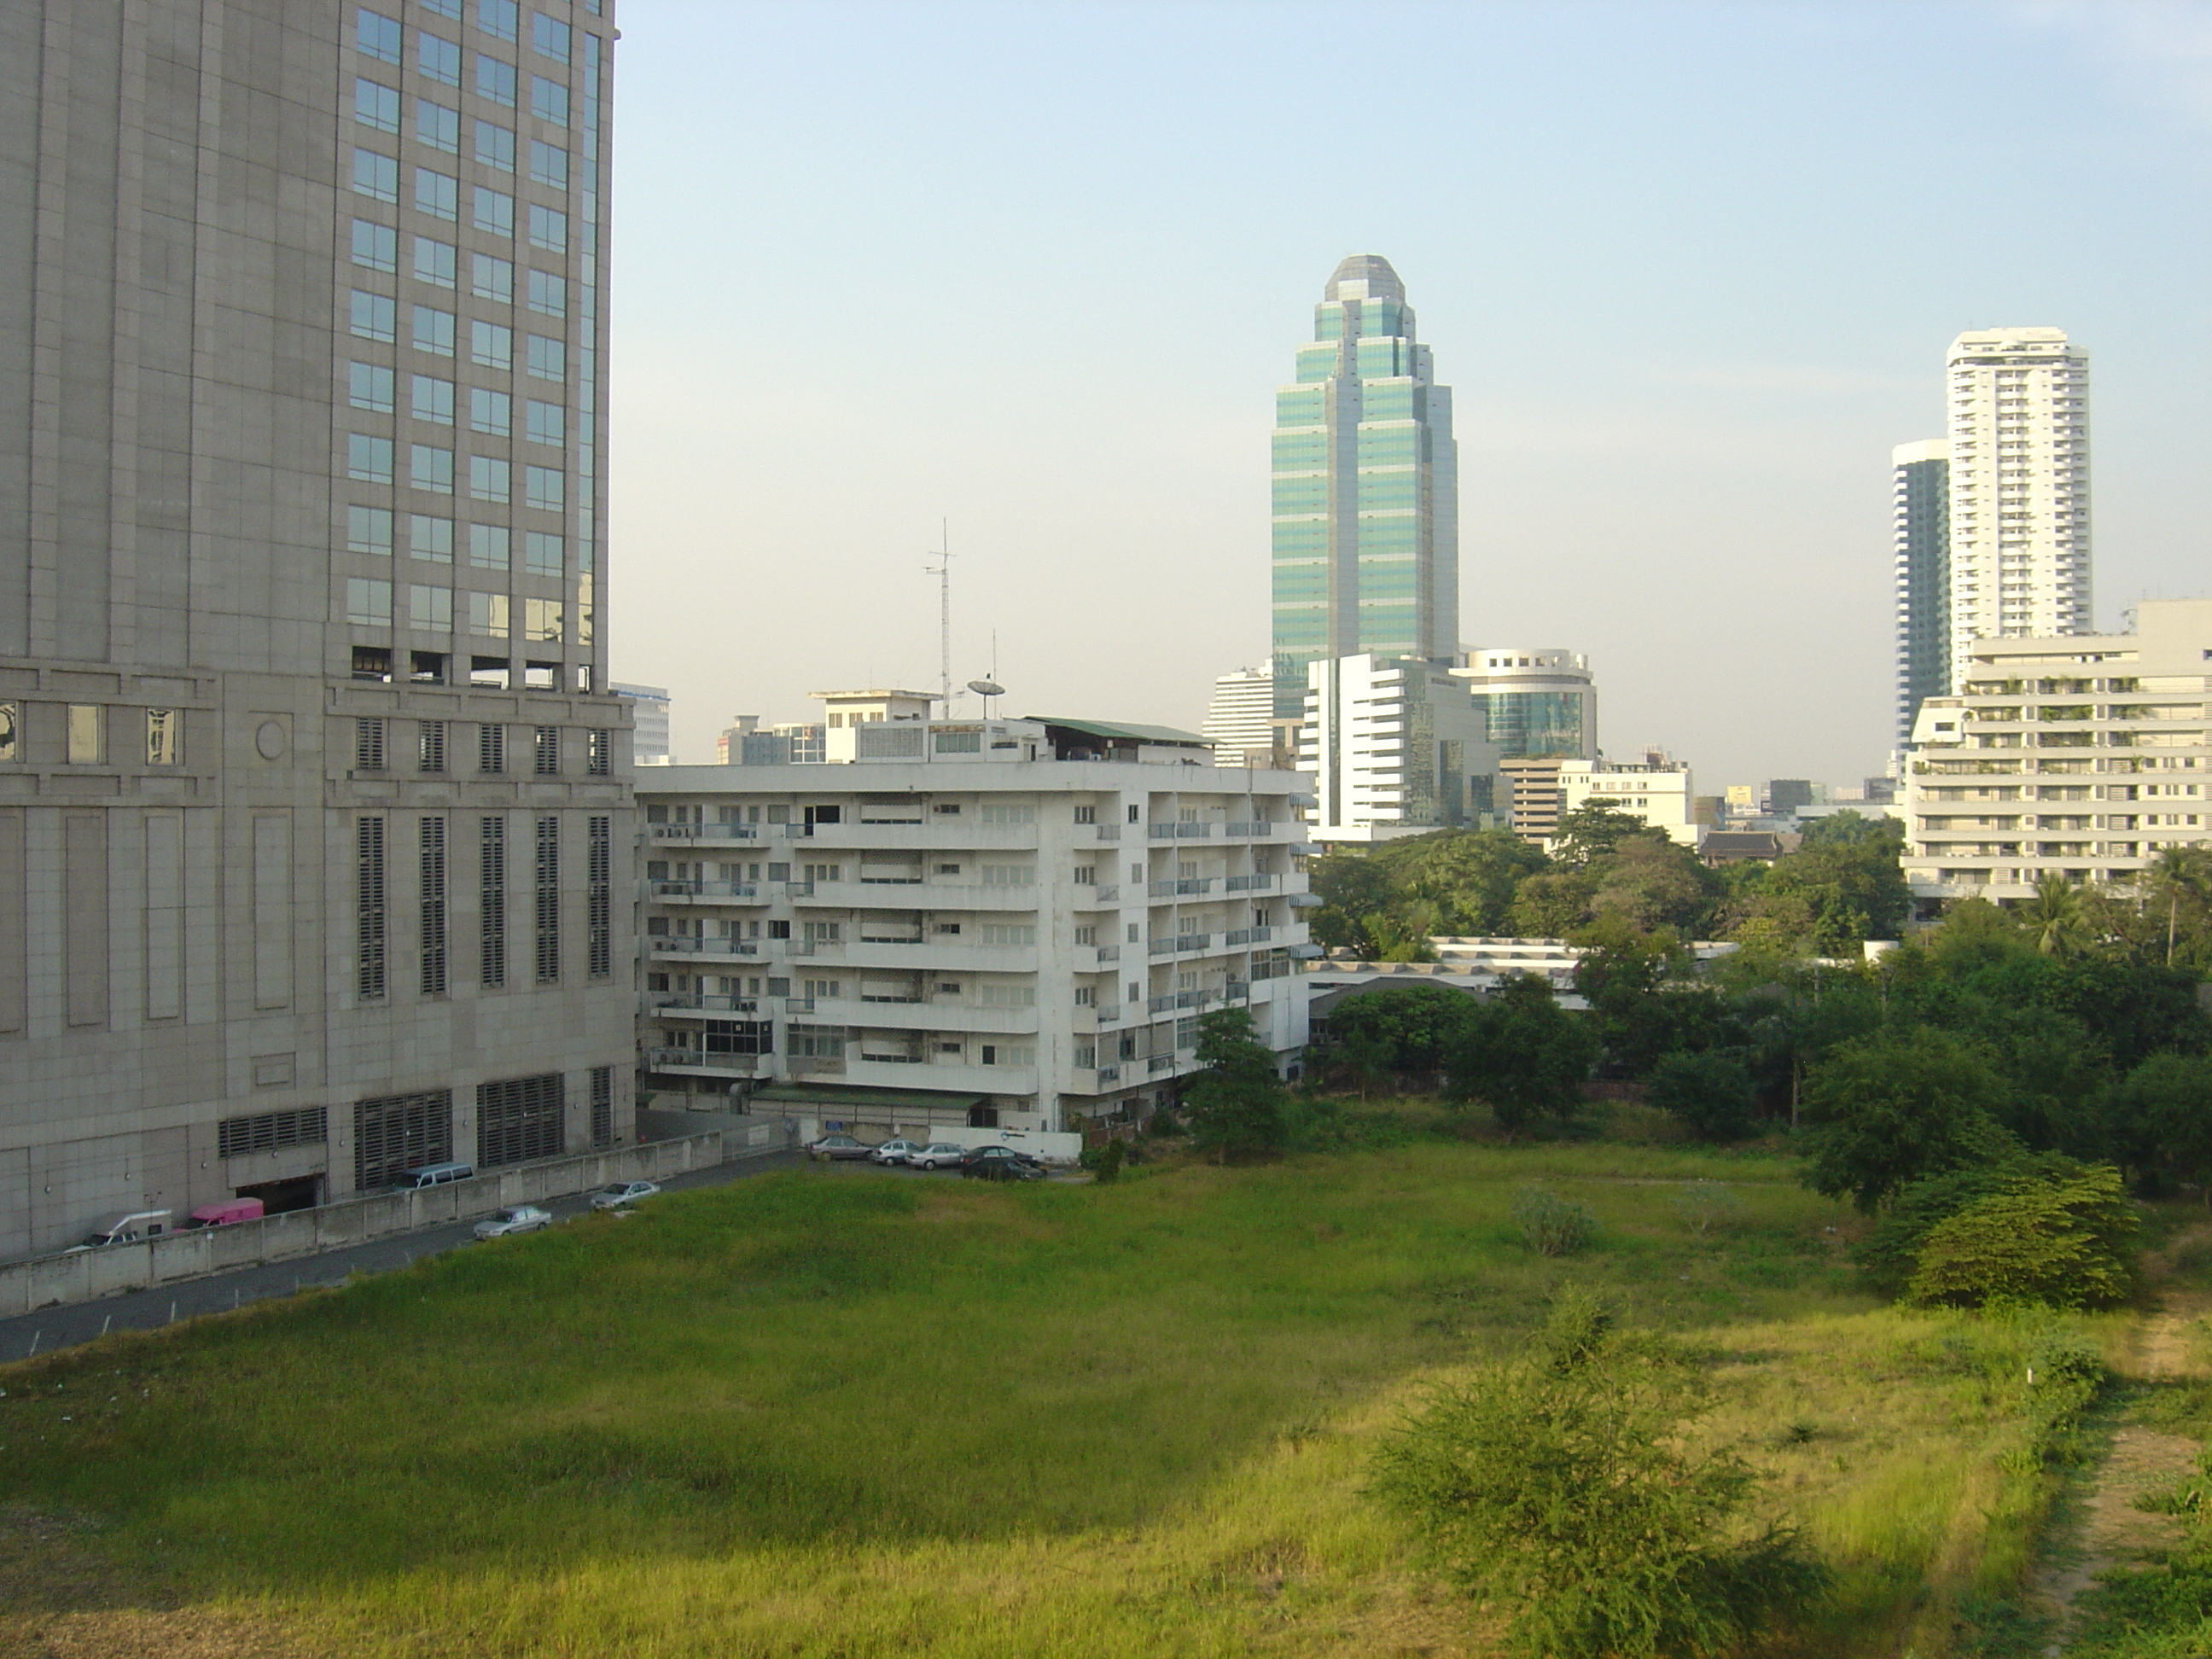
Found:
[923,521,952,713]
[966,632,1004,719]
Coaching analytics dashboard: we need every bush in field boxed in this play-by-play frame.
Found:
[1903,1163,2139,1311]
[1649,1051,1761,1142]
[1512,1185,1597,1257]
[1853,1152,2089,1295]
[1672,1180,1744,1237]
[1371,1290,1829,1659]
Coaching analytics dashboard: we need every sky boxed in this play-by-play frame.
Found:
[608,0,2212,788]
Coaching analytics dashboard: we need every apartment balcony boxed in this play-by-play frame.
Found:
[1223,925,1274,946]
[1148,934,1215,956]
[1224,873,1278,892]
[844,1002,1042,1036]
[795,880,1041,912]
[649,992,761,1016]
[1091,824,1122,841]
[843,1055,1038,1094]
[772,822,1044,852]
[648,936,761,959]
[1073,884,1121,908]
[1148,877,1215,898]
[648,823,760,844]
[1223,821,1282,838]
[643,1047,764,1076]
[1148,823,1214,839]
[650,880,764,904]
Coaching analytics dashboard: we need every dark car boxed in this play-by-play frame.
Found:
[959,1145,1047,1182]
[806,1133,874,1162]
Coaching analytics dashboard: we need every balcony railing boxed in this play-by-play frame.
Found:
[1224,873,1277,893]
[648,823,758,842]
[1149,822,1214,839]
[859,1051,925,1065]
[1091,884,1120,903]
[1095,1064,1121,1084]
[644,1047,760,1073]
[1224,926,1273,946]
[650,879,760,900]
[651,992,760,1013]
[1175,934,1213,952]
[1149,878,1214,898]
[1094,1004,1121,1023]
[1224,821,1276,837]
[1091,943,1120,963]
[1148,937,1177,956]
[649,937,760,958]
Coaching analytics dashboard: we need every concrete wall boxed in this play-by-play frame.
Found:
[0,1130,743,1316]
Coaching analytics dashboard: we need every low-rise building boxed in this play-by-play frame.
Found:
[1902,597,2212,910]
[1556,752,1697,847]
[637,720,1313,1137]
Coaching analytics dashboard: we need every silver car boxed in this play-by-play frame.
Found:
[591,1180,661,1210]
[870,1138,925,1166]
[908,1142,969,1171]
[473,1204,552,1239]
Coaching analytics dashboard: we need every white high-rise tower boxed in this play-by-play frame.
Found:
[1942,328,2091,690]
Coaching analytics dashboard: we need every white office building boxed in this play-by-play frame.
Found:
[1556,753,1697,847]
[1902,597,2210,911]
[1451,648,1598,762]
[612,684,672,765]
[1300,655,1501,845]
[1202,666,1280,766]
[636,717,1313,1136]
[1945,329,2092,690]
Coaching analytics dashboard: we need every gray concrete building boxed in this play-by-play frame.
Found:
[0,0,635,1255]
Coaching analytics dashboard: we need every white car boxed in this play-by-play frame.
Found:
[871,1139,925,1166]
[473,1204,552,1239]
[591,1180,661,1210]
[908,1142,969,1171]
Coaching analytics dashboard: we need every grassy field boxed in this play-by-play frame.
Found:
[0,1128,2119,1657]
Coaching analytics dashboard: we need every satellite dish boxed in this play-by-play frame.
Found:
[966,679,1004,697]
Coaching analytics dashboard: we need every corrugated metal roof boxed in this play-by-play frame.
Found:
[1027,716,1208,745]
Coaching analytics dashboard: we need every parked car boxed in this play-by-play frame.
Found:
[182,1198,265,1229]
[806,1133,873,1162]
[64,1209,173,1252]
[473,1205,552,1239]
[960,1146,1047,1182]
[591,1180,660,1210]
[870,1138,925,1166]
[907,1142,970,1171]
[395,1161,475,1190]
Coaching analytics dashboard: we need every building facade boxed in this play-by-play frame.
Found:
[1556,754,1697,847]
[1892,439,1950,747]
[1944,328,2092,690]
[1270,255,1459,718]
[1452,647,1598,761]
[612,682,671,764]
[637,728,1312,1136]
[1202,665,1279,766]
[1299,655,1499,844]
[0,0,636,1256]
[1902,598,2211,909]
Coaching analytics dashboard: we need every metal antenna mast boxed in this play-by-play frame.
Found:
[924,521,952,712]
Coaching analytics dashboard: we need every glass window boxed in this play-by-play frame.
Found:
[67,704,103,764]
[352,148,399,203]
[411,304,455,356]
[474,120,515,172]
[418,31,460,86]
[472,187,514,238]
[527,140,567,190]
[411,375,455,425]
[531,14,570,62]
[414,167,458,221]
[413,236,457,288]
[479,0,519,41]
[469,320,513,370]
[524,598,563,642]
[525,400,562,447]
[524,466,563,513]
[410,514,455,562]
[469,387,511,437]
[348,504,394,556]
[410,444,454,493]
[422,0,459,15]
[469,457,511,504]
[469,591,509,637]
[354,78,399,133]
[530,77,568,126]
[348,434,394,483]
[524,531,562,575]
[352,219,398,272]
[346,578,393,627]
[0,702,15,763]
[468,524,510,569]
[146,708,181,766]
[357,8,401,64]
[526,335,563,382]
[350,290,397,341]
[416,98,459,153]
[410,585,454,629]
[470,253,514,304]
[477,54,517,107]
[526,270,564,317]
[348,361,395,412]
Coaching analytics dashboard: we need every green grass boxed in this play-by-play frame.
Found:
[0,1136,2095,1656]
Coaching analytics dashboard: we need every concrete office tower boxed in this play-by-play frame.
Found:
[612,683,672,764]
[1202,666,1279,765]
[1944,329,2092,690]
[1892,440,1950,747]
[1301,655,1499,844]
[0,1,634,1256]
[1271,255,1459,718]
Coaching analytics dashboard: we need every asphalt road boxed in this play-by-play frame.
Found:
[0,1145,815,1365]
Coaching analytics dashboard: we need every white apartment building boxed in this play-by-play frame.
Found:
[1202,666,1279,765]
[1945,329,2092,690]
[1902,597,2211,910]
[636,719,1313,1136]
[1301,655,1502,844]
[1556,754,1697,847]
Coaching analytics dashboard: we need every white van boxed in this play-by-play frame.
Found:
[66,1209,172,1251]
[394,1161,474,1190]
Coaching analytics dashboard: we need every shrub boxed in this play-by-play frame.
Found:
[1512,1185,1597,1257]
[1081,1139,1126,1184]
[1371,1291,1830,1659]
[1672,1180,1744,1237]
[1854,1152,2087,1295]
[1904,1164,2139,1310]
[1648,1051,1759,1142]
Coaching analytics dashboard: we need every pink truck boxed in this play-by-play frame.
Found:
[182,1198,265,1229]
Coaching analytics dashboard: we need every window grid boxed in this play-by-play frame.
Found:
[533,725,559,774]
[533,814,559,983]
[587,814,611,978]
[587,728,610,775]
[218,1106,329,1161]
[358,815,387,998]
[418,719,447,772]
[479,721,505,773]
[421,815,448,997]
[355,717,386,771]
[590,1065,614,1150]
[354,1090,452,1190]
[480,814,507,987]
[478,1072,563,1168]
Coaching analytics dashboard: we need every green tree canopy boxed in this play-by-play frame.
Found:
[1800,1027,2015,1212]
[1442,975,1600,1135]
[1181,1007,1289,1162]
[1321,982,1481,1087]
[1649,1050,1760,1142]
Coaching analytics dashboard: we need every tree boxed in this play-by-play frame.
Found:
[1507,868,1598,937]
[1903,1163,2139,1310]
[1799,1027,2015,1211]
[1723,826,1911,954]
[1373,827,1551,936]
[1569,917,1735,1077]
[1586,836,1721,935]
[1370,1292,1829,1659]
[1442,974,1600,1135]
[2019,873,2093,958]
[2108,1052,2212,1201]
[1181,1007,1289,1162]
[1649,1050,1760,1142]
[1552,800,1657,866]
[1322,982,1481,1090]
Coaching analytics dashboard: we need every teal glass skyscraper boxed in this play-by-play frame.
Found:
[1271,254,1460,717]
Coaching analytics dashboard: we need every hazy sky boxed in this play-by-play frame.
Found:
[608,1,2212,787]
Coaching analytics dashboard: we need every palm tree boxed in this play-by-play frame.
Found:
[2018,873,2091,958]
[2146,847,2212,967]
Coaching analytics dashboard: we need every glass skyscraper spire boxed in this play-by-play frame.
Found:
[1270,254,1460,717]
